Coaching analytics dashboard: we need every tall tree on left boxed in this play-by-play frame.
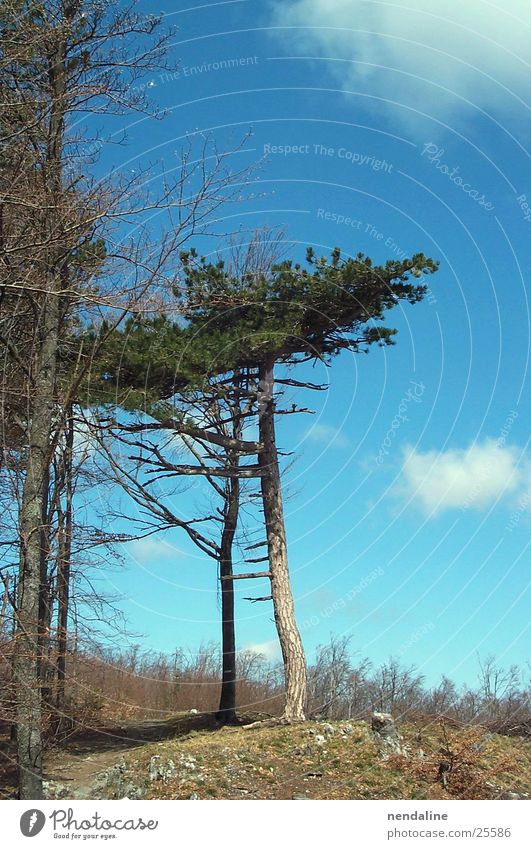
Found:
[0,0,249,799]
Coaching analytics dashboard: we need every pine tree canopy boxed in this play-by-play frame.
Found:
[85,245,438,411]
[178,246,438,368]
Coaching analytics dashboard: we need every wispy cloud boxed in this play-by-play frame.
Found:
[398,439,530,515]
[72,411,99,460]
[269,0,531,127]
[306,422,349,448]
[242,640,280,660]
[127,536,180,564]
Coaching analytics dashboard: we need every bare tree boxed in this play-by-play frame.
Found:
[370,657,425,717]
[308,635,371,720]
[90,372,260,724]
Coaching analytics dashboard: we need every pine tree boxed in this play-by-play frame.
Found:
[180,246,438,719]
[89,243,438,721]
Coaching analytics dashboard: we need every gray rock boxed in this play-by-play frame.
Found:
[95,762,141,799]
[43,780,70,800]
[293,744,315,757]
[486,782,528,801]
[497,791,527,800]
[119,781,145,800]
[371,712,406,756]
[149,755,162,781]
[90,760,128,795]
[149,755,177,782]
[322,723,335,736]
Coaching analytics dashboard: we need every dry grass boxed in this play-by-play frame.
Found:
[103,717,531,801]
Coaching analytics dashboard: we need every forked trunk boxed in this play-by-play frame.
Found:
[258,357,307,721]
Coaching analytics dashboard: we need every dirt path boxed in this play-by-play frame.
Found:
[43,714,217,799]
[45,743,135,799]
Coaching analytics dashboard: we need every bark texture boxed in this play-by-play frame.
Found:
[55,408,74,725]
[258,358,307,720]
[13,299,59,799]
[13,33,66,799]
[216,470,239,724]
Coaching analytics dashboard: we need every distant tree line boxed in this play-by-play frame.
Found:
[1,634,526,738]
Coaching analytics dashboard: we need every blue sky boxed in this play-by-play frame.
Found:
[83,0,530,689]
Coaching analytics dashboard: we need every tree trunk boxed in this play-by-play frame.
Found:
[55,407,74,728]
[0,574,10,632]
[13,35,66,800]
[258,357,307,721]
[37,471,53,710]
[216,471,239,724]
[13,305,59,799]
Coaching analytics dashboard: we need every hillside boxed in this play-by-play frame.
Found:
[28,715,531,802]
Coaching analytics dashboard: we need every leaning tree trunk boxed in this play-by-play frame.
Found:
[258,357,307,721]
[216,469,239,724]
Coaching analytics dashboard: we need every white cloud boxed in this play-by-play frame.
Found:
[127,536,180,564]
[306,422,349,448]
[70,411,99,460]
[241,640,280,660]
[399,438,529,514]
[270,0,531,127]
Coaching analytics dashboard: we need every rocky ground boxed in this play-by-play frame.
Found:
[30,713,531,801]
